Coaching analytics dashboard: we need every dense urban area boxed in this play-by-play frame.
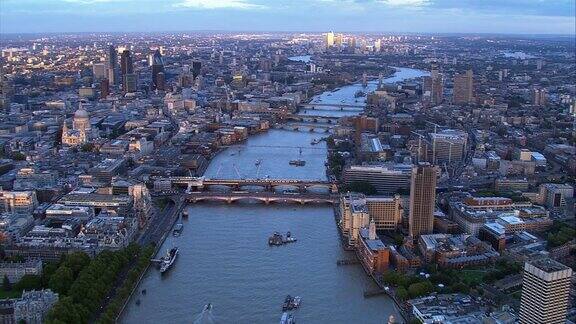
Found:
[0,31,575,324]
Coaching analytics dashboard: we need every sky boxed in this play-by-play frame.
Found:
[0,0,575,35]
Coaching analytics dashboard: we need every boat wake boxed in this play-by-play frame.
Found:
[193,305,217,324]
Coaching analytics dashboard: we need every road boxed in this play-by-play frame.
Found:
[138,196,184,246]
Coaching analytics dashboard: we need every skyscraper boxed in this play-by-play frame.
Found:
[422,63,443,106]
[123,74,137,93]
[325,32,335,48]
[192,61,202,80]
[519,258,572,324]
[453,69,474,104]
[151,50,164,90]
[100,78,109,99]
[106,45,118,85]
[120,50,133,77]
[408,163,437,238]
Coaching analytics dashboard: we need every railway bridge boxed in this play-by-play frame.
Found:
[151,176,338,194]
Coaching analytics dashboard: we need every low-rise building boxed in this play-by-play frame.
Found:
[0,259,42,284]
[356,221,389,274]
[419,233,499,268]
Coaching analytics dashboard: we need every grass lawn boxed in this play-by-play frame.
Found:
[459,269,487,285]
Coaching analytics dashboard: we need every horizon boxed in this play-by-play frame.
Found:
[1,0,575,35]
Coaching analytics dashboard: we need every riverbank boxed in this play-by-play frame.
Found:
[120,66,428,323]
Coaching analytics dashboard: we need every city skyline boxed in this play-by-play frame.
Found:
[1,0,575,35]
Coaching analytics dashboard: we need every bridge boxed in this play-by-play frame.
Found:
[273,123,332,132]
[284,114,340,123]
[300,103,365,111]
[185,191,337,205]
[151,176,338,193]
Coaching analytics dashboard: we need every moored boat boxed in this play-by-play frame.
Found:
[173,223,183,236]
[159,247,178,273]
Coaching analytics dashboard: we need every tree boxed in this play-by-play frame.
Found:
[14,275,42,291]
[342,181,377,195]
[395,286,409,300]
[42,262,59,287]
[80,143,95,152]
[450,282,469,294]
[408,281,433,298]
[62,252,91,277]
[49,266,74,295]
[3,275,11,291]
[11,152,26,161]
[383,271,401,286]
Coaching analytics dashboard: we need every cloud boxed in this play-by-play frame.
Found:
[377,0,430,7]
[175,0,266,10]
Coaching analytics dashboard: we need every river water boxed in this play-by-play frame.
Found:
[121,67,428,324]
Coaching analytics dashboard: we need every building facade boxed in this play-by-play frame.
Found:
[519,258,572,324]
[408,164,437,238]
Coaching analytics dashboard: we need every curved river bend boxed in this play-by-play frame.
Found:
[121,67,428,324]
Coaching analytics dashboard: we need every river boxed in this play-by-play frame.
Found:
[120,67,428,324]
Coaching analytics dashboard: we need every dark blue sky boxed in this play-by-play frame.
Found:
[1,0,574,34]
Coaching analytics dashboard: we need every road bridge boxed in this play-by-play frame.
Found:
[300,103,364,111]
[273,123,332,132]
[284,114,341,123]
[186,191,337,205]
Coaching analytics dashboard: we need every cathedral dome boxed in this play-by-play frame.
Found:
[74,108,89,119]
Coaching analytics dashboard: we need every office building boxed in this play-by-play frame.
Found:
[155,72,165,91]
[151,50,164,90]
[422,63,443,106]
[123,73,137,93]
[408,164,437,238]
[343,164,412,194]
[429,129,468,165]
[519,258,572,324]
[92,63,107,80]
[365,195,402,231]
[325,32,335,48]
[192,60,202,80]
[334,34,343,48]
[539,183,574,211]
[0,190,38,214]
[106,45,118,85]
[120,50,133,77]
[100,78,109,98]
[453,69,474,104]
[339,193,370,247]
